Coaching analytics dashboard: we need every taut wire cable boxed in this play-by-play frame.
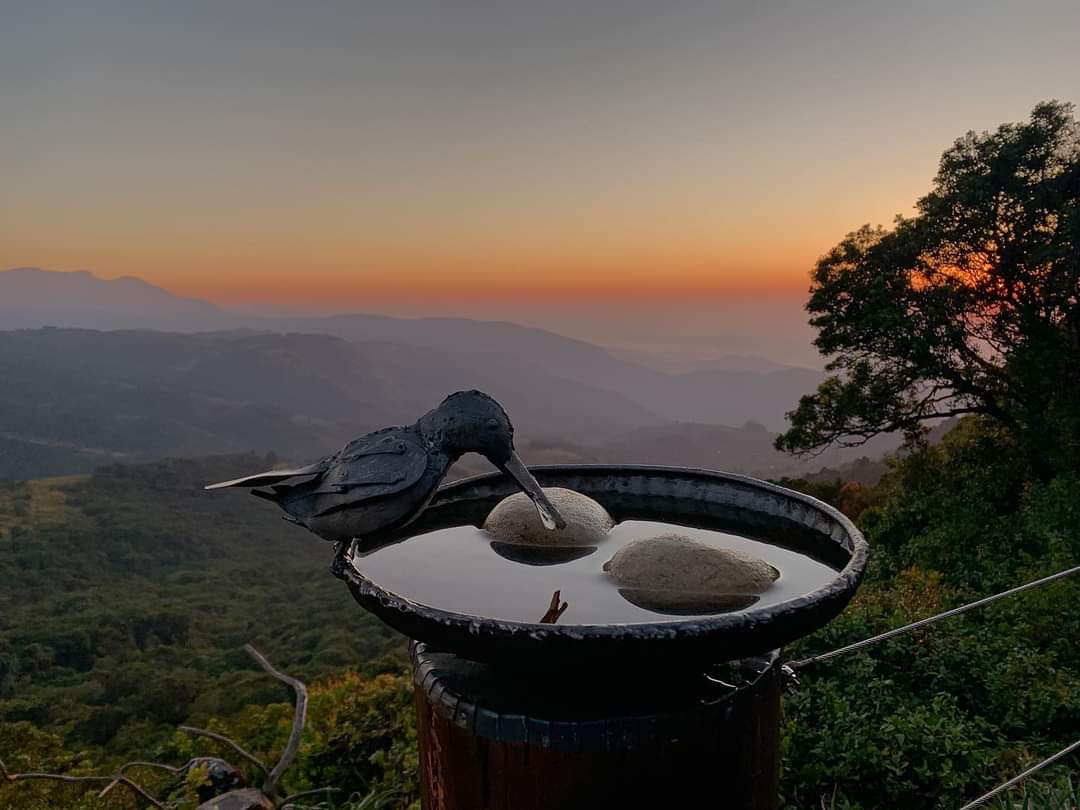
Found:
[784,564,1080,675]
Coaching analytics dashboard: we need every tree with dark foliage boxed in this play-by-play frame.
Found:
[776,101,1080,473]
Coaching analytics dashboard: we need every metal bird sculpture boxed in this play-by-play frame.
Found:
[206,391,566,561]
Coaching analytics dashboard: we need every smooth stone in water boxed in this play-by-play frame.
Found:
[603,534,780,594]
[483,487,614,547]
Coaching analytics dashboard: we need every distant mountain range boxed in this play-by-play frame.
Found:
[0,267,887,481]
[0,267,829,425]
[0,266,228,329]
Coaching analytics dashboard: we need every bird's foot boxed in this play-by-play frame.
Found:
[330,540,353,580]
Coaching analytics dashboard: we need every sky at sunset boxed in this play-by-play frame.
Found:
[3,0,1079,357]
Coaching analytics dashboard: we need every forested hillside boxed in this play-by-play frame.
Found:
[0,457,408,778]
[0,328,655,477]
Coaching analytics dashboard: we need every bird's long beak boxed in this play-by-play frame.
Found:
[499,452,566,530]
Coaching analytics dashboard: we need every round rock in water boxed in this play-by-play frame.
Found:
[603,534,780,594]
[483,487,614,547]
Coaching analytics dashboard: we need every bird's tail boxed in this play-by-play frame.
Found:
[204,462,324,490]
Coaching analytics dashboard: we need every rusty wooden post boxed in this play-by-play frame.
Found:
[412,643,781,810]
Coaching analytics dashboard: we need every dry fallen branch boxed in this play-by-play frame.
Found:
[2,645,324,809]
[1,756,167,809]
[99,758,224,801]
[115,758,211,776]
[243,643,308,796]
[179,726,269,777]
[280,786,342,807]
[96,776,170,808]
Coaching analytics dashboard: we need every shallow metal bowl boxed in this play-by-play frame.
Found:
[339,465,867,666]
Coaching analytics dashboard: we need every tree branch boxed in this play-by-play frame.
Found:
[113,758,204,776]
[98,757,224,802]
[2,762,110,787]
[281,786,342,807]
[782,405,987,457]
[96,776,170,808]
[179,726,269,777]
[243,644,308,796]
[1,757,167,809]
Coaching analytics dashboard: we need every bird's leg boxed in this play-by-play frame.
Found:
[329,540,354,579]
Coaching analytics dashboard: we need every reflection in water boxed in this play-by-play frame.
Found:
[617,588,759,616]
[490,541,597,566]
[352,520,838,626]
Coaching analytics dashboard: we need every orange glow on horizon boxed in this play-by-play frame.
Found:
[2,235,822,312]
[137,264,810,311]
[196,282,809,311]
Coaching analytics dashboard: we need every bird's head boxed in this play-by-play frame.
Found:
[420,390,566,530]
[423,390,514,461]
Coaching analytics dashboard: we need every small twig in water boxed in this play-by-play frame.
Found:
[540,589,569,624]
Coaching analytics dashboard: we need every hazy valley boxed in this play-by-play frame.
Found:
[0,268,880,483]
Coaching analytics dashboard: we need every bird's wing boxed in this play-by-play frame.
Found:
[204,460,329,490]
[307,430,430,516]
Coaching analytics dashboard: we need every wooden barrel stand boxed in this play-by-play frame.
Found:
[411,643,781,810]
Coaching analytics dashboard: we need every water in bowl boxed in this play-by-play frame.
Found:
[350,519,838,626]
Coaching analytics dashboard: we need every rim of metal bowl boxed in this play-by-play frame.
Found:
[337,464,868,661]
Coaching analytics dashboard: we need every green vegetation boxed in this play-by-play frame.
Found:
[779,418,1080,808]
[988,773,1080,810]
[0,456,410,808]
